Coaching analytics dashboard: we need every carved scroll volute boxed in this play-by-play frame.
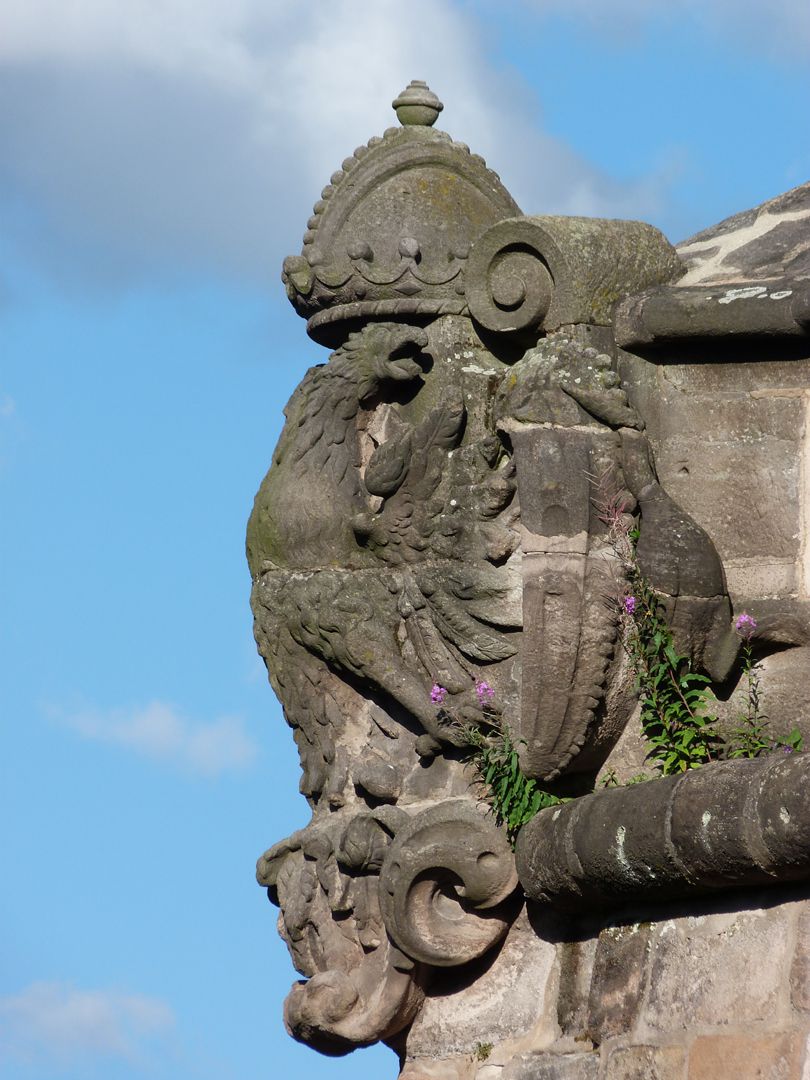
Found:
[379,801,519,967]
[465,221,554,334]
[466,215,682,335]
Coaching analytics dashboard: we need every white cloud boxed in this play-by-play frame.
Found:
[0,0,680,285]
[0,393,15,417]
[0,981,173,1065]
[56,699,258,775]
[3,0,804,287]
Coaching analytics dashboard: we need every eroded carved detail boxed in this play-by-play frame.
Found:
[257,809,423,1053]
[494,331,737,780]
[249,81,743,1058]
[379,800,519,967]
[249,317,525,1049]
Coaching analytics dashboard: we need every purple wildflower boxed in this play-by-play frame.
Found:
[430,684,448,706]
[624,595,636,615]
[475,680,495,704]
[735,612,757,639]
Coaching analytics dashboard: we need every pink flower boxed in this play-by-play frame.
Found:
[475,680,495,704]
[624,595,636,615]
[735,612,757,639]
[430,684,448,705]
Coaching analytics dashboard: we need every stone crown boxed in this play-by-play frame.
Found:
[282,81,521,344]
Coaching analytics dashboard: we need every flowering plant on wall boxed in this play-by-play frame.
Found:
[598,470,802,776]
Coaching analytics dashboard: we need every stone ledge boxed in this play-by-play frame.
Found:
[516,754,810,910]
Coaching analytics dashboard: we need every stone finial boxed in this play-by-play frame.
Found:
[392,80,444,126]
[282,81,518,344]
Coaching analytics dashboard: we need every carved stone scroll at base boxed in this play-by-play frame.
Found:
[282,940,422,1054]
[379,801,519,967]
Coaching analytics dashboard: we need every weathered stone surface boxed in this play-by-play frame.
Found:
[709,648,810,751]
[676,181,810,285]
[517,757,810,910]
[400,1060,476,1080]
[282,83,520,346]
[643,907,789,1032]
[494,330,735,781]
[624,353,810,394]
[406,907,557,1056]
[467,215,680,333]
[687,1031,805,1080]
[393,80,444,127]
[790,905,810,1011]
[250,78,810,1080]
[555,935,599,1041]
[501,1051,599,1080]
[614,281,810,347]
[586,923,651,1041]
[476,1067,504,1080]
[618,358,805,569]
[379,800,519,968]
[249,310,526,1048]
[615,182,810,347]
[604,1044,685,1080]
[595,703,651,787]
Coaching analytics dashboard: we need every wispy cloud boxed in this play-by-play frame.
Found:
[0,0,680,286]
[3,0,803,288]
[0,981,174,1066]
[54,699,258,775]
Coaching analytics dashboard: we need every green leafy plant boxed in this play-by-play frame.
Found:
[726,612,803,757]
[462,718,565,845]
[430,680,564,841]
[474,1042,494,1062]
[597,477,720,774]
[595,469,802,774]
[626,772,652,785]
[621,579,721,775]
[431,470,804,840]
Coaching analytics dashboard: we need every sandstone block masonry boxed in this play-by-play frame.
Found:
[400,886,810,1080]
[248,81,810,1079]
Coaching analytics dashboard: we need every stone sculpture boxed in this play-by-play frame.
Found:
[249,82,810,1078]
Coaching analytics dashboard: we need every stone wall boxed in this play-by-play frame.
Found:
[615,345,810,763]
[620,348,810,614]
[400,884,810,1080]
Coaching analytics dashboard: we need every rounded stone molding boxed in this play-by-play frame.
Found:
[380,800,519,967]
[392,80,444,127]
[467,215,682,337]
[465,220,555,334]
[281,83,520,345]
[516,753,810,911]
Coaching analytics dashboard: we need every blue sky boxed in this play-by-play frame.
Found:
[2,3,808,1078]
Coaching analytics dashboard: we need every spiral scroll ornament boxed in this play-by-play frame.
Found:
[467,214,683,335]
[379,801,519,967]
[466,221,554,334]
